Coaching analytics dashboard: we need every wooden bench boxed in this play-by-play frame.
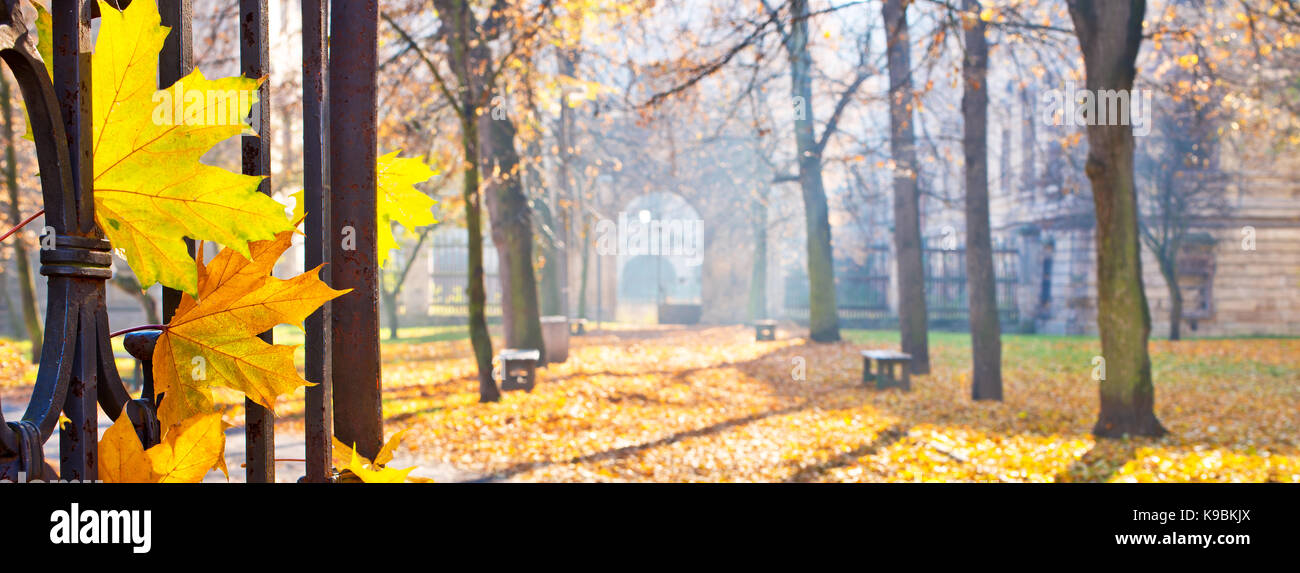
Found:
[495,349,541,392]
[861,350,912,390]
[569,318,587,336]
[754,320,777,341]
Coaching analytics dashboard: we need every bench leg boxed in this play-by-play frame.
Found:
[863,358,872,385]
[901,362,911,391]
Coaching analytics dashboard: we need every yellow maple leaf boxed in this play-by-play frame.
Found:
[151,229,350,428]
[98,411,228,483]
[99,413,156,483]
[92,0,293,295]
[332,430,425,483]
[291,151,438,267]
[377,151,438,266]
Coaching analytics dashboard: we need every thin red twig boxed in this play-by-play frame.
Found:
[0,209,45,242]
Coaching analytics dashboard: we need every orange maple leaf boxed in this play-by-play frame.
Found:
[99,411,228,483]
[152,229,350,428]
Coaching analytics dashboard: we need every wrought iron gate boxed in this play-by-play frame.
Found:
[0,0,383,483]
[922,236,1020,326]
[427,231,502,320]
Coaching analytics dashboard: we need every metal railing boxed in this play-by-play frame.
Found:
[0,0,381,484]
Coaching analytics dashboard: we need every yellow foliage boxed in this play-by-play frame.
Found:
[99,411,228,483]
[369,327,1299,483]
[332,430,425,483]
[92,0,293,295]
[152,230,349,428]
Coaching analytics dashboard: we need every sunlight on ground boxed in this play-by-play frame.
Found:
[380,326,1300,482]
[3,326,1297,482]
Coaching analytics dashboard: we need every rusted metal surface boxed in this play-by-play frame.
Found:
[159,0,193,322]
[1,0,384,484]
[0,0,139,482]
[242,0,274,483]
[329,0,383,459]
[302,0,333,482]
[0,0,74,464]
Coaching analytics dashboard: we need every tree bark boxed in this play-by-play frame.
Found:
[1157,253,1182,341]
[432,0,498,402]
[0,71,41,361]
[0,257,20,338]
[785,0,840,342]
[108,273,161,326]
[883,0,930,373]
[557,49,580,320]
[479,109,545,355]
[382,286,399,340]
[528,147,563,317]
[460,116,498,403]
[576,215,590,319]
[962,0,1002,400]
[1067,0,1166,437]
[749,191,769,321]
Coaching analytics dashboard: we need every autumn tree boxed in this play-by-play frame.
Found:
[1066,0,1166,437]
[381,226,435,340]
[1136,67,1228,341]
[883,0,930,373]
[775,0,847,342]
[0,72,40,359]
[384,0,555,401]
[960,0,1001,399]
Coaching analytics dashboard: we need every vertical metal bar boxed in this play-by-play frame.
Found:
[159,0,194,322]
[61,307,97,481]
[242,0,275,482]
[54,0,92,234]
[329,0,382,459]
[53,0,96,482]
[302,0,333,482]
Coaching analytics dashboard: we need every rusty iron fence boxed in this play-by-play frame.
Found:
[0,0,382,483]
[782,237,1019,328]
[426,231,502,321]
[922,236,1020,326]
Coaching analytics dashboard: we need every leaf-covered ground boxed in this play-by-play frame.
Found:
[369,325,1299,482]
[6,326,1298,482]
[0,340,31,390]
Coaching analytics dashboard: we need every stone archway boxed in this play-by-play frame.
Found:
[606,192,705,323]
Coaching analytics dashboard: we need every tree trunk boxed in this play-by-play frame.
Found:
[962,0,1002,400]
[461,118,498,403]
[577,216,590,319]
[108,273,161,326]
[531,167,563,317]
[749,192,769,321]
[479,110,545,355]
[0,258,20,338]
[883,0,930,373]
[786,0,840,342]
[1,86,38,360]
[432,0,497,402]
[557,49,580,320]
[1157,253,1182,341]
[1,72,41,361]
[1067,0,1165,437]
[382,285,399,340]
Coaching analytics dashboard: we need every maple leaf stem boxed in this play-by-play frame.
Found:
[109,324,168,338]
[0,208,46,242]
